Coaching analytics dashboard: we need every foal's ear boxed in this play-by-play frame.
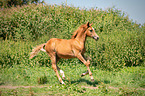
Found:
[90,23,93,26]
[86,22,92,27]
[86,22,90,27]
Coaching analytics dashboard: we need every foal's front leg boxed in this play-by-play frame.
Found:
[81,54,89,77]
[81,70,89,77]
[76,53,94,81]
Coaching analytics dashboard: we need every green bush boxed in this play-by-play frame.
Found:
[0,4,144,70]
[1,4,139,40]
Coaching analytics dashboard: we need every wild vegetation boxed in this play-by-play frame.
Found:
[0,4,145,95]
[0,0,43,8]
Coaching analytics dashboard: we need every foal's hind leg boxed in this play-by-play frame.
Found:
[76,53,94,81]
[57,66,65,80]
[56,56,65,80]
[50,54,65,84]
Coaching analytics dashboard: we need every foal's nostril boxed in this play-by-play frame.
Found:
[93,36,99,41]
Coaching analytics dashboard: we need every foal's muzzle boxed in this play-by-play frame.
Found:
[93,36,99,41]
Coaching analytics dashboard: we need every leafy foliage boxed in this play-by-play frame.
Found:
[0,0,42,8]
[0,4,145,70]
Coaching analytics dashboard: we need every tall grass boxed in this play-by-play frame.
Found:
[0,4,144,70]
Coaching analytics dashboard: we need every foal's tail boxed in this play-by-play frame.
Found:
[29,43,46,59]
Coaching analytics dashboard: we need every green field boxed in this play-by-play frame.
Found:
[0,4,145,95]
[0,64,145,95]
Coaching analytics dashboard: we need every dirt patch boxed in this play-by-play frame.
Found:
[0,85,49,89]
[81,86,145,91]
[0,85,145,91]
[81,86,118,90]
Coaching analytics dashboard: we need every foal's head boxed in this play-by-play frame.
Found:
[85,22,99,41]
[72,22,99,40]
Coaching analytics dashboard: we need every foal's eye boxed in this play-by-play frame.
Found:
[90,30,93,32]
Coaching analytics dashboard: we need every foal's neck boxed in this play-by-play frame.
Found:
[75,30,87,44]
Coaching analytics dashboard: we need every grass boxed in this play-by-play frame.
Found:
[0,64,145,95]
[1,86,144,96]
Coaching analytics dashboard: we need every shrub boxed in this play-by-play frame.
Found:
[0,4,144,70]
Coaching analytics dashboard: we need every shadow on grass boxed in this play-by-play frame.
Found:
[0,82,5,85]
[65,78,110,87]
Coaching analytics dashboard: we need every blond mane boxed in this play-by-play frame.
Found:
[71,24,86,39]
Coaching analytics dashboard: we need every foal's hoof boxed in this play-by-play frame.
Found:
[81,74,85,77]
[91,79,95,82]
[62,77,65,80]
[61,83,66,85]
[61,81,66,85]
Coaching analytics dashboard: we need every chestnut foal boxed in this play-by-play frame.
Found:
[30,22,99,84]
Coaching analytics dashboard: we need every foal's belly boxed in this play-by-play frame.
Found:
[57,53,76,59]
